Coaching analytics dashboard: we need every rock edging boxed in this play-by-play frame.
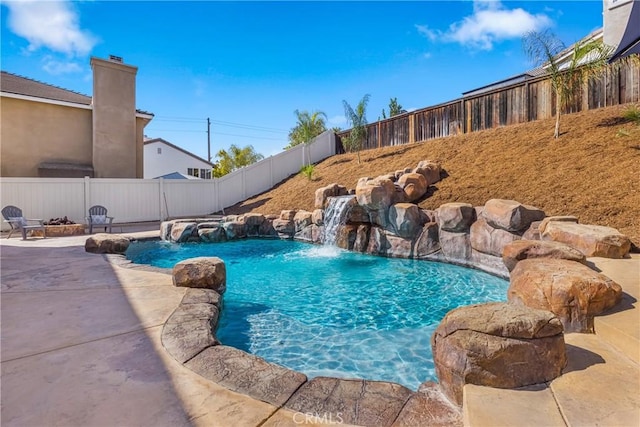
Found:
[158,256,462,427]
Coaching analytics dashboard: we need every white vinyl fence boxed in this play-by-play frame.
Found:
[1,132,336,230]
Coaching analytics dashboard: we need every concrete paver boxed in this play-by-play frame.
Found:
[1,232,277,427]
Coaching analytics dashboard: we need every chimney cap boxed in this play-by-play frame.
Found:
[109,55,123,63]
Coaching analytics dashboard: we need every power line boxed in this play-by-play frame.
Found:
[214,131,285,141]
[152,115,288,133]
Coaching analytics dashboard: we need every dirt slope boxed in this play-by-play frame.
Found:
[225,104,640,247]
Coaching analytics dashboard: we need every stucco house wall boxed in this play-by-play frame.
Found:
[143,138,214,179]
[0,97,93,177]
[0,56,153,178]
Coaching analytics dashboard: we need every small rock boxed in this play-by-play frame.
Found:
[172,257,226,293]
[85,234,130,254]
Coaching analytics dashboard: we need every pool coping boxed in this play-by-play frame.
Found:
[113,237,467,426]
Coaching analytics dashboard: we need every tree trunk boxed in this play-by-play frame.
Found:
[554,98,561,139]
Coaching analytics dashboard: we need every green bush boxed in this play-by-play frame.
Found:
[300,164,314,180]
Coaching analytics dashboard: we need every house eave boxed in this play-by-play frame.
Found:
[1,91,92,110]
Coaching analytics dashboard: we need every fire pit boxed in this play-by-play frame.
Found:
[31,217,85,237]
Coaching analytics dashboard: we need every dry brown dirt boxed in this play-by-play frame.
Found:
[224,104,640,248]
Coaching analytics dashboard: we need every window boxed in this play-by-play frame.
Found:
[204,170,212,179]
[193,168,199,177]
[187,168,195,177]
[200,169,207,179]
[157,147,162,154]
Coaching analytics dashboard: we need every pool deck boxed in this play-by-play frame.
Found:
[1,229,638,427]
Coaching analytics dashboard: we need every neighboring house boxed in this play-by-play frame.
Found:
[0,55,153,178]
[143,137,214,179]
[604,0,640,61]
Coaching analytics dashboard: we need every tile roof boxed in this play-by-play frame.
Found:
[1,71,92,105]
[0,70,154,116]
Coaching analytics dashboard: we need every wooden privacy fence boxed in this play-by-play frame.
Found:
[336,58,639,153]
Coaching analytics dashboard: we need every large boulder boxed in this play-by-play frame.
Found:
[414,160,441,185]
[353,224,371,253]
[356,178,397,227]
[432,302,566,406]
[272,218,295,236]
[470,217,522,257]
[397,173,428,202]
[315,183,349,209]
[85,234,130,254]
[439,230,472,261]
[222,220,247,240]
[388,203,424,239]
[293,210,313,232]
[541,222,631,258]
[172,257,226,293]
[481,199,545,233]
[279,210,297,221]
[502,239,587,272]
[311,209,324,226]
[538,215,579,234]
[508,258,622,332]
[198,225,227,243]
[243,213,265,236]
[414,222,440,258]
[366,226,390,256]
[436,202,475,232]
[356,177,396,211]
[335,224,358,250]
[170,221,198,242]
[385,233,414,258]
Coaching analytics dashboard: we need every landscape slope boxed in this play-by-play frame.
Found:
[225,104,640,247]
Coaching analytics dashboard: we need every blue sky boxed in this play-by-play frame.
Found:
[1,1,605,160]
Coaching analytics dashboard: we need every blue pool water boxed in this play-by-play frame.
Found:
[127,239,508,390]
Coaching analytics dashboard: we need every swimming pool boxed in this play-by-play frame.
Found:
[127,238,509,390]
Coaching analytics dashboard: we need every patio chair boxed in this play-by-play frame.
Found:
[1,205,46,240]
[86,205,114,234]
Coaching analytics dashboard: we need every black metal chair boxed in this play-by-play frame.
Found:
[86,205,114,234]
[1,205,46,240]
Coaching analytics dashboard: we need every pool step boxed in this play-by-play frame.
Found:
[463,333,640,426]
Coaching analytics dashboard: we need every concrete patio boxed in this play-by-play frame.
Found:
[1,230,638,426]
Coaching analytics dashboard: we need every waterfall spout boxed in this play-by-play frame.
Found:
[322,195,355,246]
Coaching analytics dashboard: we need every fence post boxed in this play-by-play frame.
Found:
[84,176,91,216]
[158,178,165,221]
[270,156,274,187]
[242,168,247,200]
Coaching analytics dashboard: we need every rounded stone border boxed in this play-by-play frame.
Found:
[102,238,462,427]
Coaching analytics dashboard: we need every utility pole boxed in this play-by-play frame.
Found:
[207,117,211,162]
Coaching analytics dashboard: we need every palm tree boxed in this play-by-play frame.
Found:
[286,110,327,164]
[213,144,264,177]
[523,30,613,138]
[342,94,370,164]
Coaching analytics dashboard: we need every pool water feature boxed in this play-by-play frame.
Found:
[322,195,355,245]
[127,239,508,390]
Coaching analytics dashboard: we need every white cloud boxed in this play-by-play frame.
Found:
[417,1,552,50]
[6,0,97,56]
[42,56,82,74]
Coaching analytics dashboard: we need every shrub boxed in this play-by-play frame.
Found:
[300,164,315,180]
